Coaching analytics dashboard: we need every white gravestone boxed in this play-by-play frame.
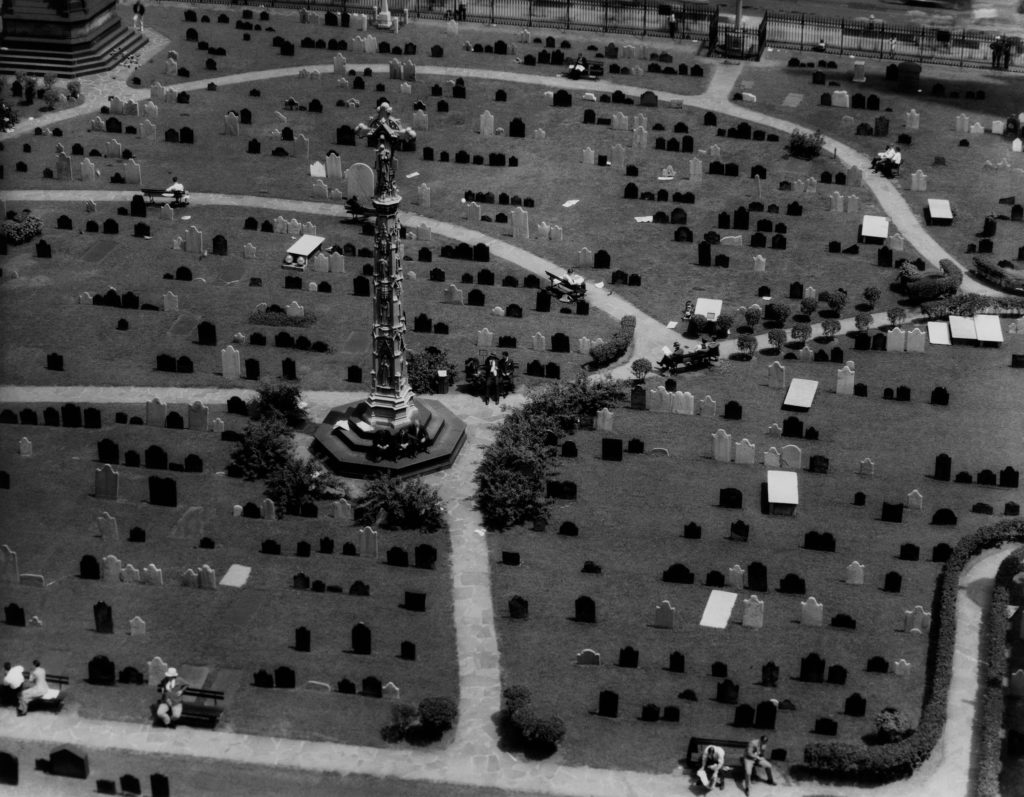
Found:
[845,561,865,585]
[800,596,824,626]
[742,595,764,628]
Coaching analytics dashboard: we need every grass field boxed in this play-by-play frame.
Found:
[1,0,1022,783]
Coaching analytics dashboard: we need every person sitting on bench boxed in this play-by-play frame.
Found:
[743,734,776,795]
[699,744,726,790]
[18,659,48,716]
[156,667,189,727]
[2,662,25,707]
[879,146,902,177]
[568,55,590,79]
[871,144,895,173]
[166,177,185,195]
[658,341,683,371]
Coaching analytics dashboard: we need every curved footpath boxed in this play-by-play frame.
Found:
[2,30,1020,795]
[0,381,1019,797]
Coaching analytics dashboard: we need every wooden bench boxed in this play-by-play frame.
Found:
[586,61,604,78]
[178,687,225,728]
[686,736,749,768]
[23,674,69,712]
[139,188,189,207]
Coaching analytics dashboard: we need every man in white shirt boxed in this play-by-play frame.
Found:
[18,659,49,715]
[165,177,185,195]
[2,662,25,690]
[872,144,895,173]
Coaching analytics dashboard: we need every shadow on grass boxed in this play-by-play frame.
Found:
[729,353,754,361]
[491,710,559,761]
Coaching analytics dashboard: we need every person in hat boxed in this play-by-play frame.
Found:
[156,667,189,727]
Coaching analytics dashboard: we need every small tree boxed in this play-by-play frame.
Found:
[380,702,419,743]
[406,346,456,394]
[767,328,787,351]
[863,286,881,308]
[799,296,819,317]
[66,79,82,99]
[503,685,533,715]
[887,307,907,328]
[825,290,848,315]
[855,312,874,332]
[787,128,825,159]
[418,697,458,733]
[42,88,61,109]
[714,314,733,339]
[874,707,914,743]
[230,419,294,480]
[791,322,812,345]
[687,314,707,338]
[264,456,341,518]
[744,305,763,328]
[821,318,842,340]
[248,382,308,429]
[765,302,791,325]
[736,333,758,358]
[630,357,652,382]
[355,474,448,533]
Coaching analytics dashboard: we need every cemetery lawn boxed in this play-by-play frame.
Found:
[488,331,1020,773]
[738,52,1024,270]
[0,404,459,746]
[0,201,618,390]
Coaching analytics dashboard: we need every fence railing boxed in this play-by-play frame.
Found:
[182,0,1022,71]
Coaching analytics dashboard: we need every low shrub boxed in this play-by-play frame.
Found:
[787,128,825,159]
[354,474,448,533]
[589,315,636,368]
[2,212,43,244]
[418,696,458,732]
[248,382,309,429]
[247,308,318,327]
[499,685,565,756]
[803,519,1024,782]
[406,346,456,394]
[380,697,458,744]
[263,456,342,518]
[229,419,295,480]
[901,259,962,303]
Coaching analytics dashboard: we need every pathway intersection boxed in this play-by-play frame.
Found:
[1,16,1019,796]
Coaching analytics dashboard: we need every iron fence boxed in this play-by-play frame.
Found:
[181,0,1022,71]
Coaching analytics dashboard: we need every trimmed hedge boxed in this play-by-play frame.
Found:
[803,520,1024,782]
[2,213,42,244]
[901,259,962,303]
[589,315,636,368]
[975,548,1024,797]
[921,292,1024,319]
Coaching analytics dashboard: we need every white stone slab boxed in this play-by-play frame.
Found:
[699,590,738,629]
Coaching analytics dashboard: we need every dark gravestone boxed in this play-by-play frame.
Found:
[845,693,867,717]
[734,704,755,727]
[761,661,780,687]
[881,502,904,522]
[93,601,113,633]
[934,453,951,481]
[719,487,742,508]
[618,646,639,668]
[867,656,889,674]
[884,570,904,591]
[597,690,619,718]
[295,626,311,652]
[80,555,100,579]
[747,562,768,591]
[508,595,529,619]
[49,748,89,779]
[274,667,295,689]
[5,603,26,627]
[800,653,826,683]
[575,595,596,623]
[88,655,115,685]
[352,623,371,654]
[0,752,16,786]
[668,651,685,672]
[683,522,701,539]
[716,679,739,704]
[601,438,623,461]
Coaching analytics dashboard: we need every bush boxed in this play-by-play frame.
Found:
[66,79,82,99]
[520,713,566,747]
[355,474,448,532]
[1,213,43,244]
[714,314,733,339]
[901,259,963,303]
[380,702,419,743]
[799,296,819,317]
[854,312,874,332]
[804,519,1024,782]
[474,376,626,530]
[765,302,791,324]
[406,346,456,394]
[791,322,812,343]
[247,308,318,327]
[744,305,763,328]
[229,419,295,480]
[736,334,758,357]
[589,315,636,368]
[418,697,458,732]
[248,382,308,429]
[821,319,841,339]
[787,127,825,159]
[630,357,652,381]
[863,286,881,308]
[503,685,532,714]
[824,289,848,315]
[767,328,787,351]
[873,707,914,743]
[500,685,565,755]
[264,456,341,518]
[886,307,907,327]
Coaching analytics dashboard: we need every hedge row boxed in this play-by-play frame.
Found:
[975,549,1024,797]
[589,315,636,368]
[921,292,1024,319]
[803,520,1024,782]
[473,376,627,530]
[902,258,963,303]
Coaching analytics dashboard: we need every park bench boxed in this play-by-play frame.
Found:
[178,687,225,728]
[686,736,750,769]
[3,674,70,713]
[139,188,190,207]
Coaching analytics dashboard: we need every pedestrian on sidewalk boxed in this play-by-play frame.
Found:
[742,734,776,795]
[990,37,1002,69]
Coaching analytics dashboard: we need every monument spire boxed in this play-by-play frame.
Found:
[355,99,417,431]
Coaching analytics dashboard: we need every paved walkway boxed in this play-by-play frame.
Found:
[2,29,1020,796]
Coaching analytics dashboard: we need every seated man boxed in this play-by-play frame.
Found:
[155,667,188,727]
[564,268,585,287]
[165,176,185,195]
[742,734,776,795]
[18,659,48,716]
[568,55,589,79]
[871,144,895,173]
[699,743,726,790]
[880,146,902,177]
[658,341,683,371]
[2,662,25,707]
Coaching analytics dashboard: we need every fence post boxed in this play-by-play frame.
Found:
[490,0,494,23]
[642,0,647,36]
[528,0,532,28]
[799,13,804,51]
[839,19,845,56]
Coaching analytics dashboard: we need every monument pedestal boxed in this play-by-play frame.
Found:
[375,11,393,28]
[313,397,466,478]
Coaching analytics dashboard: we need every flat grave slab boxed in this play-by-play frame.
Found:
[861,215,889,240]
[927,198,953,222]
[767,469,799,506]
[949,316,977,341]
[927,321,951,345]
[974,314,1003,344]
[694,297,723,322]
[782,377,818,411]
[219,564,252,588]
[699,590,738,629]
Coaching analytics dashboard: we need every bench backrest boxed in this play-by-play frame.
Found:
[183,687,224,703]
[49,674,70,687]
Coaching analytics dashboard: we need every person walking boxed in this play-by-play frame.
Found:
[18,659,48,716]
[742,734,776,795]
[155,667,189,727]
